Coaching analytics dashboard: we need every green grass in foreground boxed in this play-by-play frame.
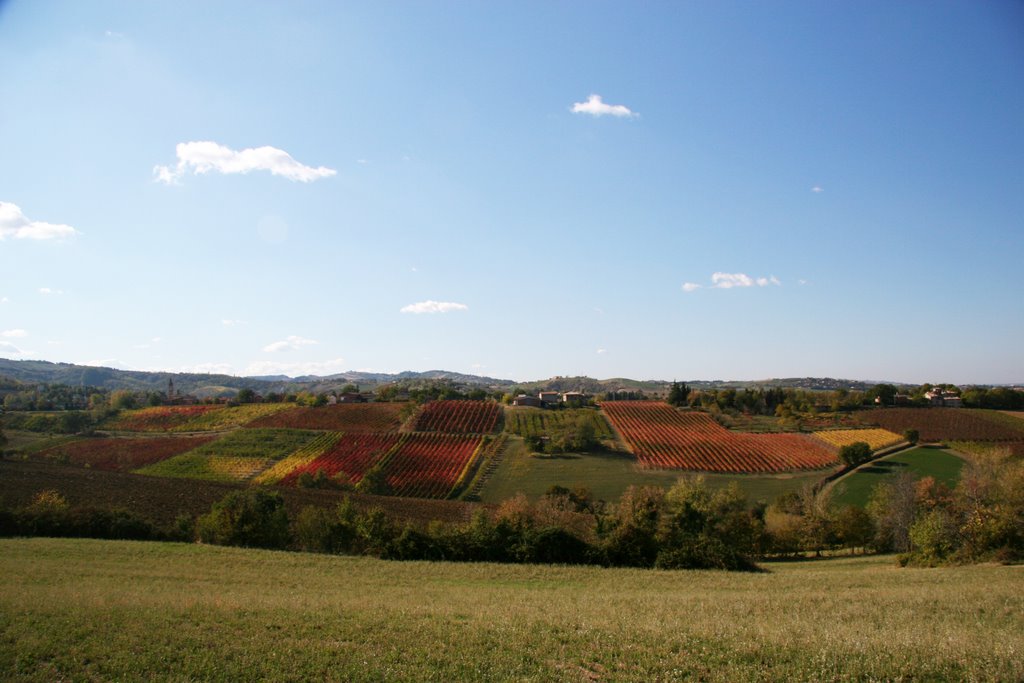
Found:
[479,437,823,504]
[831,446,965,508]
[0,538,1020,682]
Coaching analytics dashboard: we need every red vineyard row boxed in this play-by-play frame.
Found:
[602,401,837,473]
[413,400,501,434]
[247,403,406,432]
[37,435,217,472]
[855,408,1024,443]
[279,432,483,498]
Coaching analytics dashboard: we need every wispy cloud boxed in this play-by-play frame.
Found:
[1,297,8,303]
[82,358,133,370]
[221,319,247,327]
[39,287,65,295]
[711,272,781,289]
[571,94,638,118]
[1,329,27,338]
[154,141,337,184]
[400,300,468,314]
[0,202,79,241]
[596,348,607,355]
[798,279,809,286]
[811,185,824,193]
[0,341,34,358]
[177,362,235,375]
[244,358,347,377]
[262,335,319,353]
[683,273,781,292]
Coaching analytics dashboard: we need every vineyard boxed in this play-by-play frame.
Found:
[504,407,614,441]
[855,408,1024,442]
[103,405,223,432]
[252,432,344,485]
[384,434,483,498]
[413,400,502,434]
[280,433,404,487]
[811,428,904,452]
[35,435,216,472]
[246,403,407,432]
[272,432,486,499]
[136,452,273,482]
[136,429,322,483]
[601,401,837,473]
[104,403,293,432]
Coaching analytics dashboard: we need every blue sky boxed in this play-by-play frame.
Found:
[1,1,1022,384]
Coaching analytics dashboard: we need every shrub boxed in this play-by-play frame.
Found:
[196,490,290,549]
[839,441,873,467]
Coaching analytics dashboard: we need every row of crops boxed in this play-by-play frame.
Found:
[855,408,1024,442]
[504,407,615,440]
[810,428,904,452]
[413,400,502,434]
[602,401,839,473]
[102,403,407,433]
[35,428,488,500]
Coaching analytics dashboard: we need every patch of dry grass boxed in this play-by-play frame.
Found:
[1,538,1020,681]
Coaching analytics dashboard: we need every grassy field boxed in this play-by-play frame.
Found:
[830,446,965,508]
[478,438,824,505]
[1,538,1020,681]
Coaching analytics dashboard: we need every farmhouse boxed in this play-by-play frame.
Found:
[561,391,588,406]
[512,394,543,408]
[924,390,962,407]
[538,391,561,407]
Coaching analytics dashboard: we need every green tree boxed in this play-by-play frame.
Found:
[839,441,872,467]
[666,381,690,407]
[355,465,391,496]
[196,490,290,549]
[236,388,256,404]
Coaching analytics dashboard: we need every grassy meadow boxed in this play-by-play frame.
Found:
[1,538,1020,681]
[830,446,965,508]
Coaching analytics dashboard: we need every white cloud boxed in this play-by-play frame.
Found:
[798,279,809,286]
[1,297,8,303]
[244,358,347,377]
[262,335,319,353]
[221,319,247,327]
[178,362,236,375]
[81,358,133,370]
[39,287,64,295]
[811,185,824,193]
[400,300,469,314]
[571,94,638,118]
[1,329,27,338]
[596,348,607,355]
[154,141,337,184]
[0,202,79,241]
[711,272,781,289]
[0,341,34,357]
[683,273,782,292]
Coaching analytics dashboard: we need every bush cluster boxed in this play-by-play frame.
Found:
[189,478,763,570]
[0,490,179,541]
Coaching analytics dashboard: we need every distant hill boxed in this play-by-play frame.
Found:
[0,359,278,396]
[0,357,953,400]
